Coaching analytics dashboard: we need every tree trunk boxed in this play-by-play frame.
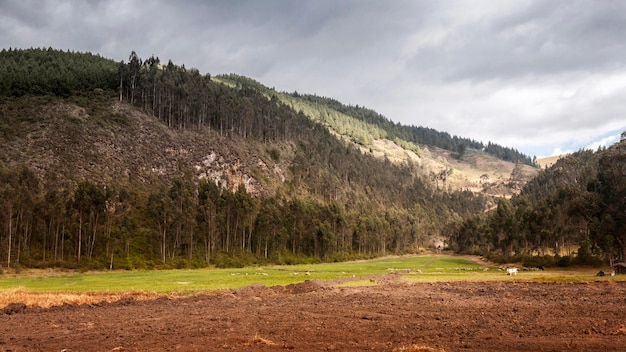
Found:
[88,213,99,259]
[6,207,13,268]
[77,211,82,264]
[188,228,193,265]
[54,221,60,263]
[162,225,166,265]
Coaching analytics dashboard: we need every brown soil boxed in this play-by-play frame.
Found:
[2,280,626,351]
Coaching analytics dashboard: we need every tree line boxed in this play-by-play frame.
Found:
[118,52,311,142]
[0,165,483,269]
[0,47,118,97]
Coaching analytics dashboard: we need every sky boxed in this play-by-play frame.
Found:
[2,0,626,158]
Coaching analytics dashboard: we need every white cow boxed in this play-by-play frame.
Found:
[506,267,518,276]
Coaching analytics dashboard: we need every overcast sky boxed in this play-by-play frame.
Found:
[2,0,626,157]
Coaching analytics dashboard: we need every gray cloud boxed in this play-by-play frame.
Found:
[405,1,626,82]
[1,0,625,157]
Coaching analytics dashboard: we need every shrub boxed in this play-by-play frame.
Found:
[212,252,251,268]
[574,242,604,267]
[277,251,321,265]
[268,147,280,162]
[522,255,557,268]
[557,255,571,267]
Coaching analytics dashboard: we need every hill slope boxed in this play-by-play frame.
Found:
[215,74,539,199]
[0,48,537,269]
[449,141,626,265]
[1,92,490,268]
[0,95,283,196]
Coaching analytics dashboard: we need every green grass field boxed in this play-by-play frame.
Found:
[0,255,622,295]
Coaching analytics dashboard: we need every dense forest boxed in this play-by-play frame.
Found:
[449,142,626,267]
[0,47,118,96]
[0,48,488,269]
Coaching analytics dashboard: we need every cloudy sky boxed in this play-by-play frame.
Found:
[2,0,626,158]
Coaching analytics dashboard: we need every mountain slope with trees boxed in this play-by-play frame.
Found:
[449,142,626,267]
[217,74,537,166]
[0,48,498,269]
[216,73,539,199]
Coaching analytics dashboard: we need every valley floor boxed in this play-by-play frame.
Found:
[2,278,626,351]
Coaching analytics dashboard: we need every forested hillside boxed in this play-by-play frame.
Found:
[0,48,491,270]
[449,142,626,267]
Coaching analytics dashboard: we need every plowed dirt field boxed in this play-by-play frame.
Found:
[2,279,626,351]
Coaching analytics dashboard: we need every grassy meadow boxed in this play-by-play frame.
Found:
[0,255,623,308]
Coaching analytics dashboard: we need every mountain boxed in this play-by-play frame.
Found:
[0,48,538,269]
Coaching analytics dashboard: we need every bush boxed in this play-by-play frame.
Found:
[557,255,571,267]
[268,147,280,162]
[277,251,321,265]
[484,252,513,264]
[174,258,188,269]
[574,242,604,267]
[522,255,557,268]
[212,252,252,268]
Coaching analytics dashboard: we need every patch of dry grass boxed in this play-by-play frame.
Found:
[0,287,162,309]
[537,155,564,168]
[249,334,276,346]
[393,345,445,352]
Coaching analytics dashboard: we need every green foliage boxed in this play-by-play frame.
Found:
[297,94,536,166]
[574,242,603,266]
[0,47,118,97]
[393,137,422,156]
[0,161,484,269]
[276,251,322,265]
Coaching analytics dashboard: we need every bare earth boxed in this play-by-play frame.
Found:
[2,279,626,352]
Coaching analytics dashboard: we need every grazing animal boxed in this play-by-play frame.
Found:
[507,267,518,276]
